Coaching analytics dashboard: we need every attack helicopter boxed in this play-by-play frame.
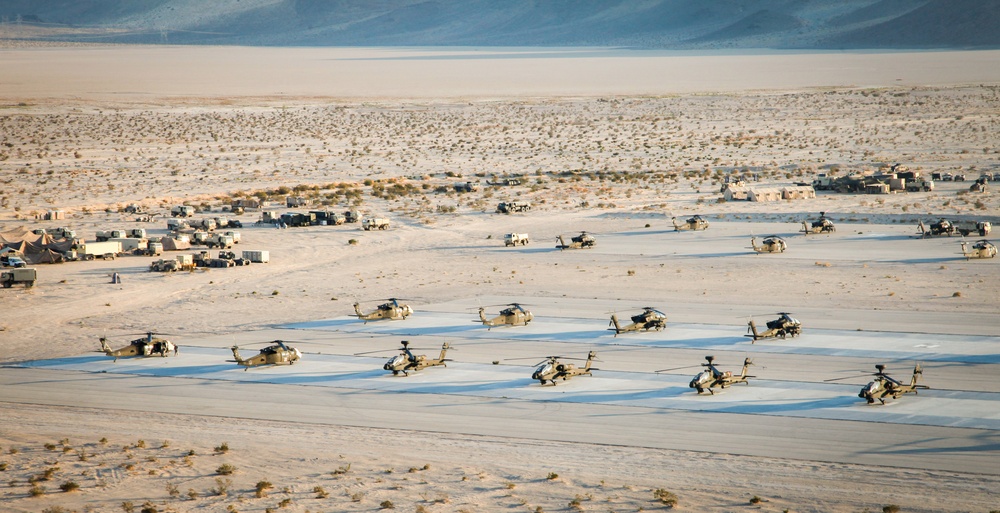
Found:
[358,340,452,376]
[672,215,710,231]
[750,235,787,253]
[827,364,927,404]
[608,307,667,336]
[229,341,302,370]
[960,239,997,259]
[99,332,177,362]
[917,218,956,237]
[746,312,801,342]
[660,356,754,395]
[510,351,598,386]
[353,298,414,323]
[477,303,533,328]
[556,231,596,250]
[801,212,835,235]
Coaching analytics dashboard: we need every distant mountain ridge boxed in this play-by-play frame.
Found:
[1,0,998,49]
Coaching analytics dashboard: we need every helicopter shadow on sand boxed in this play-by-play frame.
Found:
[565,386,695,404]
[699,395,860,415]
[358,324,488,338]
[75,266,147,276]
[282,318,360,330]
[674,251,760,259]
[842,233,919,242]
[19,355,110,368]
[491,246,553,254]
[137,363,245,377]
[873,256,969,264]
[856,430,1000,457]
[599,336,750,349]
[260,368,388,385]
[385,377,537,394]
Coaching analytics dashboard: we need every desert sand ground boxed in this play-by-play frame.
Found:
[1,46,999,513]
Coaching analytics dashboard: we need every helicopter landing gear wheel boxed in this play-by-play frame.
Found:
[392,370,399,376]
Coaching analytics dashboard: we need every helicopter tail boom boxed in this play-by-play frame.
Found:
[746,319,761,342]
[609,314,622,335]
[230,346,246,365]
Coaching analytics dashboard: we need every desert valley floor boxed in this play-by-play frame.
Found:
[1,46,999,513]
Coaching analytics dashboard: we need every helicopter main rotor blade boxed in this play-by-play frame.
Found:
[823,374,874,383]
[655,364,701,373]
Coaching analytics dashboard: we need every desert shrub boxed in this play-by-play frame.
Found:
[750,495,762,504]
[546,472,558,480]
[653,488,678,507]
[29,484,45,497]
[883,506,900,513]
[313,485,329,498]
[256,480,273,498]
[215,442,230,453]
[59,481,80,492]
[212,477,232,496]
[380,500,395,509]
[216,464,237,475]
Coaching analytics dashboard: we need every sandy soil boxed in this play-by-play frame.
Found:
[1,46,999,513]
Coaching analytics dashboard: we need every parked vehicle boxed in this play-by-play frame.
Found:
[362,218,390,230]
[1,267,36,288]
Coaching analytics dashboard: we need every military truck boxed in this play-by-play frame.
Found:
[126,228,148,238]
[205,234,235,249]
[496,201,531,214]
[955,221,992,237]
[310,210,345,225]
[454,181,479,193]
[280,212,315,227]
[149,258,179,272]
[504,233,529,246]
[362,217,390,230]
[222,230,241,244]
[189,218,217,231]
[1,267,36,288]
[167,219,190,231]
[906,179,934,192]
[344,210,361,223]
[170,205,195,217]
[142,242,164,256]
[171,205,196,217]
[49,227,76,239]
[190,231,210,245]
[95,229,126,241]
[219,250,251,266]
[76,241,123,260]
[110,237,147,253]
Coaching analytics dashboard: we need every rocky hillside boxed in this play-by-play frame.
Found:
[1,0,997,49]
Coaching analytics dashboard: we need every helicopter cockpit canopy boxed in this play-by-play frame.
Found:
[533,362,553,378]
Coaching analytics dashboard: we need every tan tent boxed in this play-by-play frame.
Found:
[160,237,192,251]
